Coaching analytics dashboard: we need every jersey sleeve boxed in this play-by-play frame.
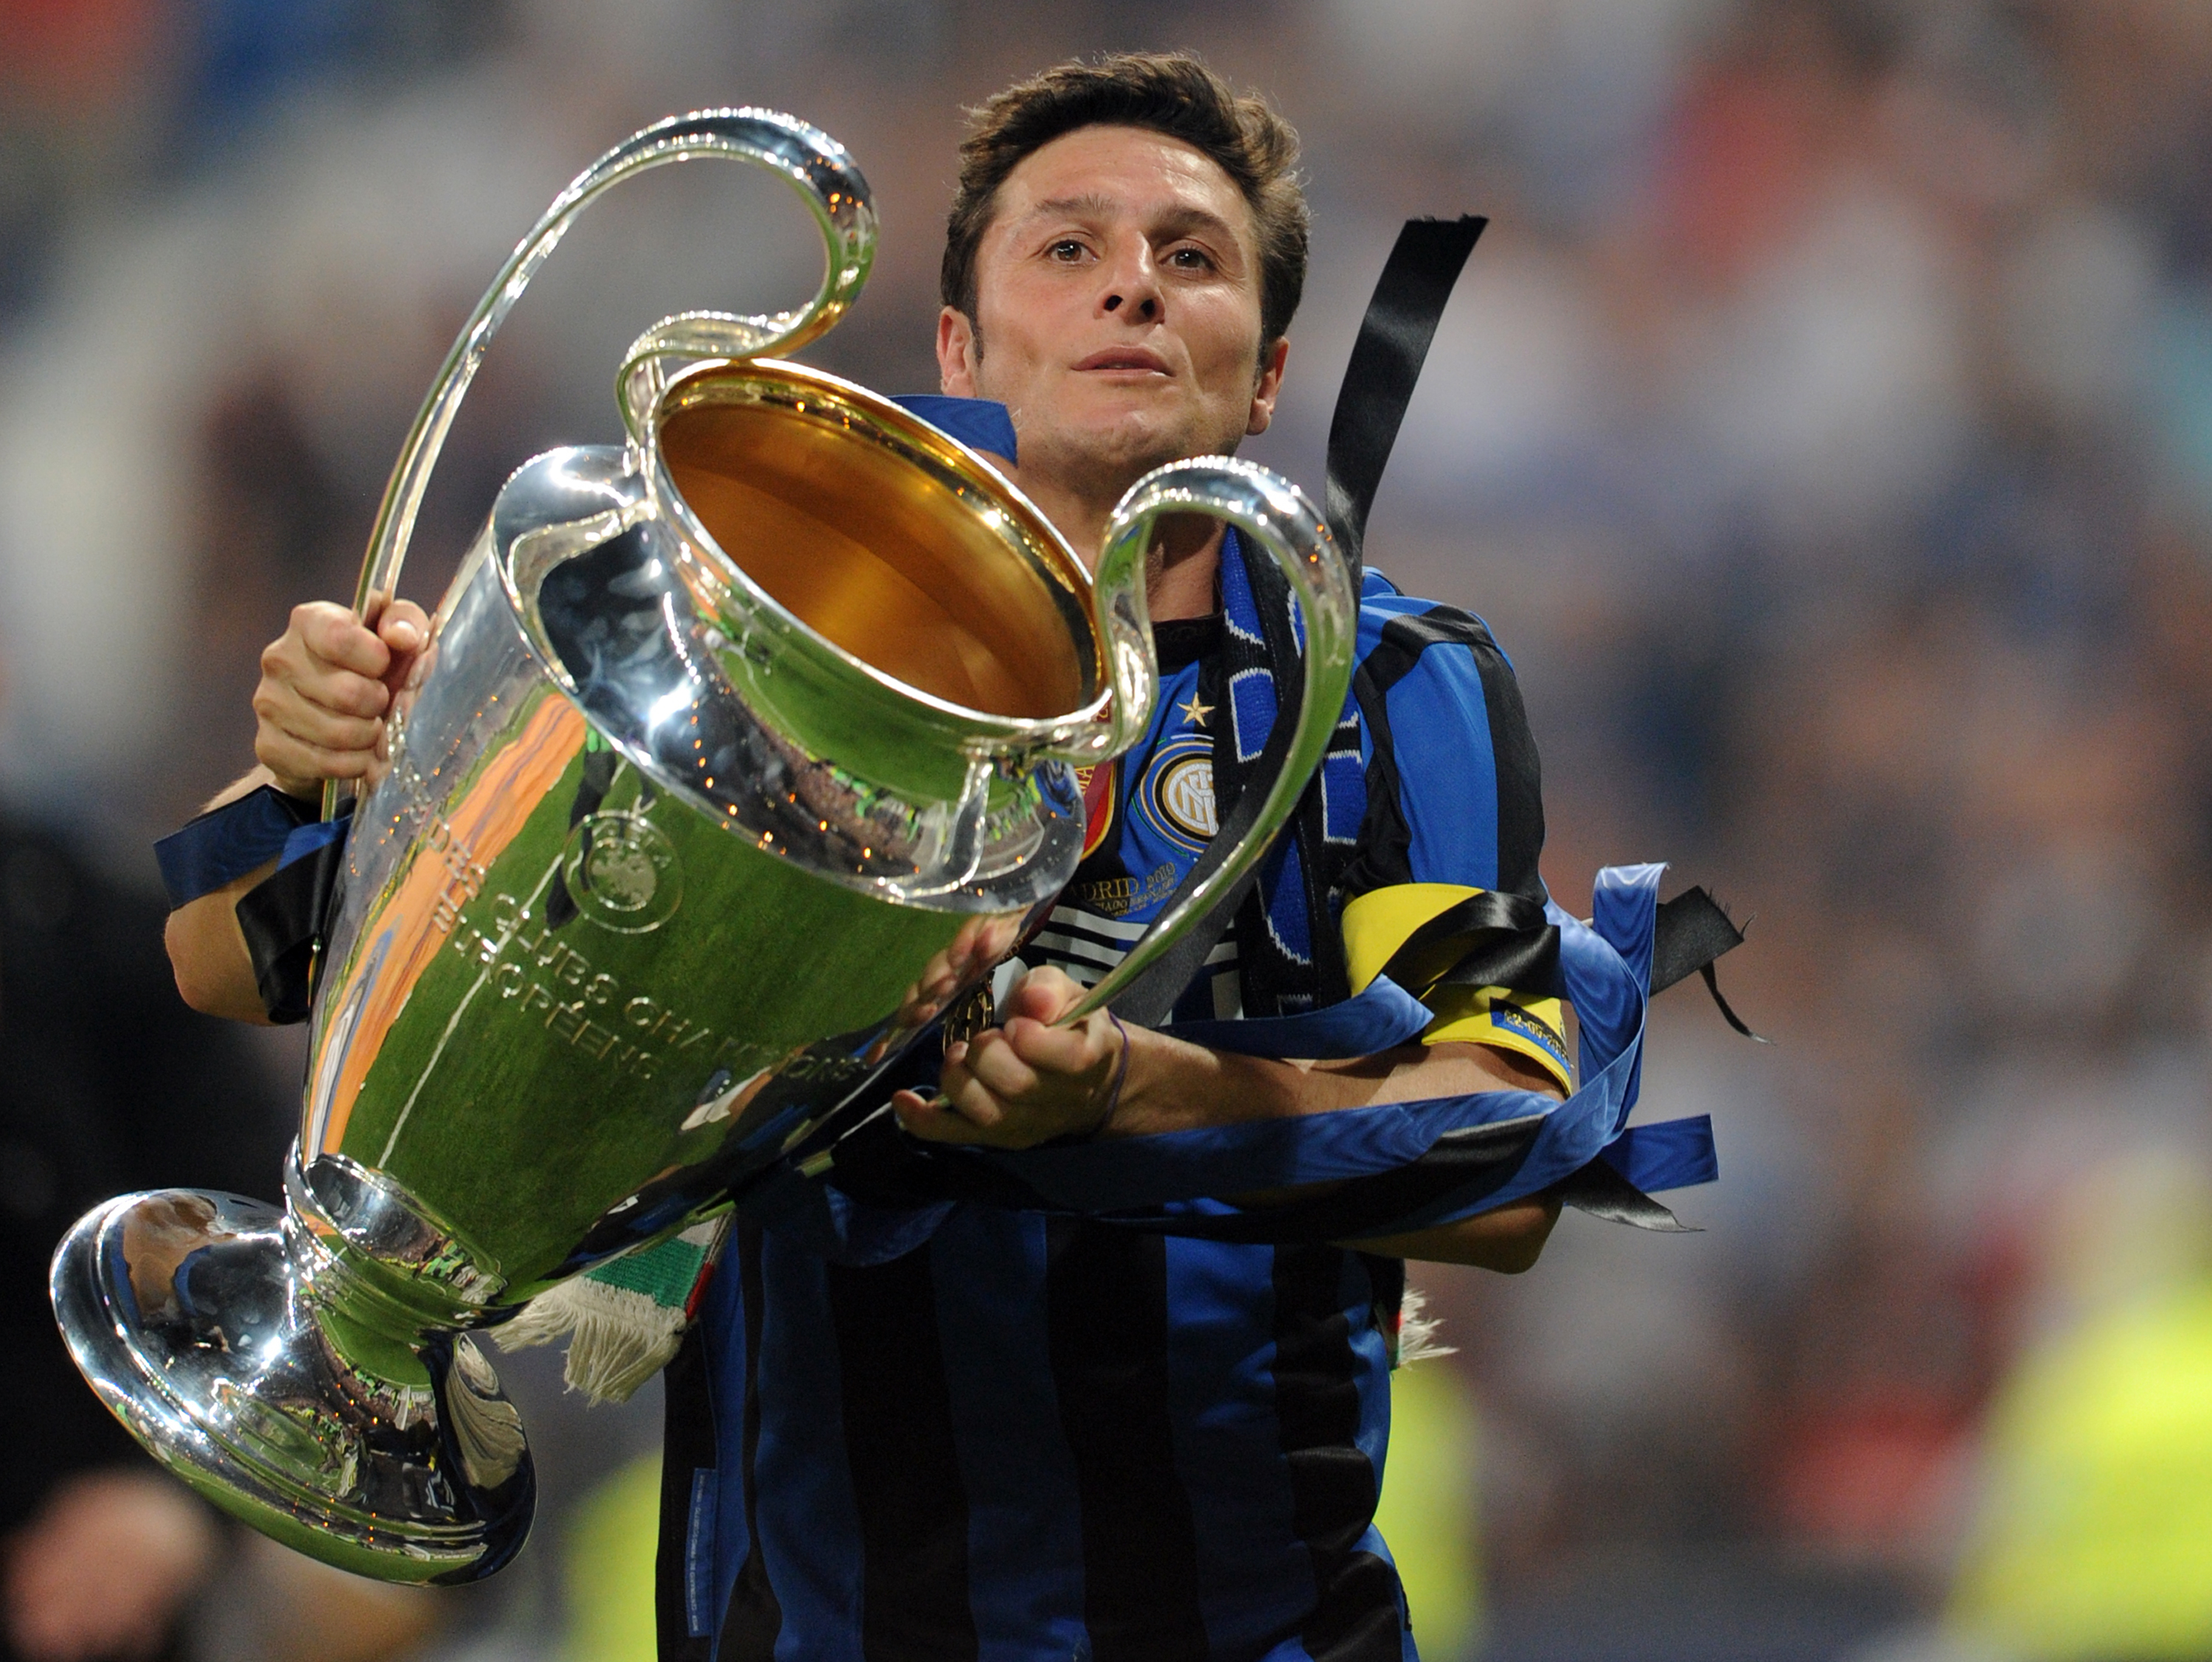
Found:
[1336,602,1571,1089]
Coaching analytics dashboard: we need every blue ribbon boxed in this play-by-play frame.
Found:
[154,785,319,907]
[277,815,351,871]
[1590,860,1658,1115]
[1601,1115,1718,1192]
[890,396,1018,463]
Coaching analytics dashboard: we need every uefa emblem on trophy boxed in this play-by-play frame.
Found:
[48,109,1355,1582]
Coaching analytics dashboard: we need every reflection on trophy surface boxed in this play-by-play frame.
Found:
[46,108,1354,1585]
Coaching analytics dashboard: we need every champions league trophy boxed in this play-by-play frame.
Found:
[49,112,1357,1582]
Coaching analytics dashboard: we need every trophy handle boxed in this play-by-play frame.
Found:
[1056,457,1358,1022]
[330,108,876,818]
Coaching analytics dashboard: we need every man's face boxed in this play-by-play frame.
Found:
[937,124,1288,510]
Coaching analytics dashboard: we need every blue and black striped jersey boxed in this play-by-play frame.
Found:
[661,564,1560,1662]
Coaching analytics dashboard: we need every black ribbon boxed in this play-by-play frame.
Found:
[235,838,349,1024]
[1377,888,1560,1001]
[1650,886,1764,1041]
[1325,215,1488,585]
[1105,215,1489,1026]
[1552,1156,1696,1232]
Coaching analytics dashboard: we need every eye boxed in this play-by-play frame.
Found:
[1048,238,1091,263]
[1166,246,1215,271]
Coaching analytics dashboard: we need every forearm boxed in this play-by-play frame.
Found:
[163,768,294,1023]
[1105,1030,1561,1138]
[202,765,292,813]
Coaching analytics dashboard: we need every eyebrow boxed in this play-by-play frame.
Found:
[1021,195,1244,248]
[1026,192,1120,222]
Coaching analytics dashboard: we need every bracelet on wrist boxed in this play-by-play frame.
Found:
[1091,1011,1133,1138]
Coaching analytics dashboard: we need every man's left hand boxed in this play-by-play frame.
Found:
[892,967,1127,1148]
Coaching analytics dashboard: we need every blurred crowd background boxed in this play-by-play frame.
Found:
[4,0,2211,1658]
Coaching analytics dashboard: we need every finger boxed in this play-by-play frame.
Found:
[930,1043,976,1104]
[899,1083,1012,1143]
[933,1041,995,1108]
[891,1090,991,1145]
[946,915,989,962]
[295,603,392,678]
[1001,965,1086,1024]
[262,698,383,754]
[256,731,378,785]
[379,599,431,657]
[378,602,431,698]
[302,664,393,720]
[956,1029,1043,1102]
[1000,1014,1110,1077]
[260,639,392,719]
[932,1044,1037,1139]
[941,939,994,991]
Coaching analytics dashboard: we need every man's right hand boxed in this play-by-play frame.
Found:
[253,599,431,799]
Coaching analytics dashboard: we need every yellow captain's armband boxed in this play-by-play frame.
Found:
[1341,883,1573,1091]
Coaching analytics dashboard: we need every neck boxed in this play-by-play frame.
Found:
[1001,466,1223,625]
[1144,513,1226,622]
[1007,467,1114,575]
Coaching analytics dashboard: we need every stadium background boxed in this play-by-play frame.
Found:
[4,0,2211,1657]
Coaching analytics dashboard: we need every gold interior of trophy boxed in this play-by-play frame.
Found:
[661,383,1088,720]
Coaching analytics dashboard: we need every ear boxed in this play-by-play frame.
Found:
[937,307,982,397]
[1245,335,1290,437]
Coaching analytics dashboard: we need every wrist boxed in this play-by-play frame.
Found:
[1107,1035,1329,1138]
[1085,1012,1133,1138]
[1096,1020,1222,1138]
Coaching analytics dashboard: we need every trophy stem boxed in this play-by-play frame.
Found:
[50,1186,535,1585]
[310,1299,437,1392]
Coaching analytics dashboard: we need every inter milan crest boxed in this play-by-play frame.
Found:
[1138,732,1218,852]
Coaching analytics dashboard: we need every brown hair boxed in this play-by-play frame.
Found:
[941,52,1309,350]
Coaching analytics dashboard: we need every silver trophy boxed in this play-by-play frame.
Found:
[50,111,1356,1583]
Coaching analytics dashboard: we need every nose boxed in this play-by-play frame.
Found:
[1099,243,1162,323]
[1102,291,1159,320]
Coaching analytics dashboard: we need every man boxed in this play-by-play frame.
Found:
[169,53,1575,1661]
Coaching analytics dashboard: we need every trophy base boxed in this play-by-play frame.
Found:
[50,1189,534,1585]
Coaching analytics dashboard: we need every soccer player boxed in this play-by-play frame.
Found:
[169,52,1576,1661]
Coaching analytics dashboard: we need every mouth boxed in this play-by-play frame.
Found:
[1072,348,1171,375]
